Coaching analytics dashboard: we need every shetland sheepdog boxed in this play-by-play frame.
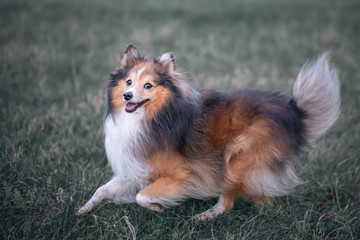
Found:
[78,44,340,220]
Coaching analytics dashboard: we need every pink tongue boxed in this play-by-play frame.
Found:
[125,102,137,111]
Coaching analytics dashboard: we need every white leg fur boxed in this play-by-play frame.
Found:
[135,193,165,212]
[78,177,126,215]
[193,196,226,221]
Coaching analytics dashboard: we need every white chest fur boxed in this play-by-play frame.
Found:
[104,109,150,188]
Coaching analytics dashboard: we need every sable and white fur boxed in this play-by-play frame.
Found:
[78,45,340,220]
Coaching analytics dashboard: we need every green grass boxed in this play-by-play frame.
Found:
[1,0,359,239]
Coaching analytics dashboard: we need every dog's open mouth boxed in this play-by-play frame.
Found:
[125,99,149,113]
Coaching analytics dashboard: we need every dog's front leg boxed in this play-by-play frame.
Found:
[77,177,123,215]
[135,176,185,212]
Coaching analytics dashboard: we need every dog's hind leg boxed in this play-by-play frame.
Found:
[252,195,272,208]
[77,177,125,215]
[193,191,237,221]
[193,191,273,221]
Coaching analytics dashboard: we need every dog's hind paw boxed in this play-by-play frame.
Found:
[193,204,227,221]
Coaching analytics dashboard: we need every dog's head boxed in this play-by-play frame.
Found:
[106,44,180,118]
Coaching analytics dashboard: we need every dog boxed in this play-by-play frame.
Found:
[78,44,340,220]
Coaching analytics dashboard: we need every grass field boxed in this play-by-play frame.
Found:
[1,0,359,239]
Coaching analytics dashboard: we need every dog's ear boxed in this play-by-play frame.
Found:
[156,52,176,73]
[119,44,141,68]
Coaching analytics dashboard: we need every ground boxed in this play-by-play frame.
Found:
[1,0,359,239]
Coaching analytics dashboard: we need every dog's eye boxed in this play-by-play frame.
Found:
[126,80,132,86]
[144,83,153,89]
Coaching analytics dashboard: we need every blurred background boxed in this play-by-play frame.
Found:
[1,0,359,239]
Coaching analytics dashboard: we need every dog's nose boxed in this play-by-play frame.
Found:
[123,92,133,101]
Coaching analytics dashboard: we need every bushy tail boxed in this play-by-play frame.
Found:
[293,53,341,141]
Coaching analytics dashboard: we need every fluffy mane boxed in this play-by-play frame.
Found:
[143,70,203,157]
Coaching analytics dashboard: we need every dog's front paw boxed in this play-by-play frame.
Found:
[135,193,164,212]
[77,201,95,215]
[148,203,164,212]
